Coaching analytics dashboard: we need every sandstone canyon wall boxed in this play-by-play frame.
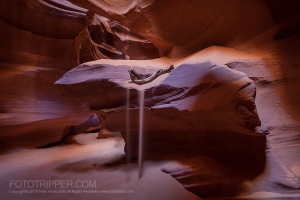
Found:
[0,0,160,152]
[0,0,91,151]
[1,0,300,198]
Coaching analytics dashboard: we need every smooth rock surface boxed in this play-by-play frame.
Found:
[0,0,161,152]
[1,0,300,199]
[55,52,268,160]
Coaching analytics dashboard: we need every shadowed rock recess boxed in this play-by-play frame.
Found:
[55,57,269,197]
[55,59,269,151]
[1,0,300,199]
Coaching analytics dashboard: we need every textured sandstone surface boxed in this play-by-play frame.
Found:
[0,0,158,152]
[55,53,268,159]
[67,0,300,59]
[1,0,300,199]
[0,0,92,152]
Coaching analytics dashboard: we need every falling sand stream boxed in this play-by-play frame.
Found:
[126,88,130,163]
[126,82,145,178]
[138,89,145,178]
[128,66,148,178]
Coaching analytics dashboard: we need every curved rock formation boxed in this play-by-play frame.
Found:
[67,0,300,58]
[1,0,300,198]
[0,0,160,152]
[0,0,92,152]
[75,11,160,64]
[55,53,269,159]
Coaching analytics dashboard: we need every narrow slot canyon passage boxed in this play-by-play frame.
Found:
[0,0,300,199]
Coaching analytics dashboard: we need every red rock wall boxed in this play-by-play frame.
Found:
[0,0,90,152]
[68,0,300,58]
[0,0,300,197]
[1,0,300,170]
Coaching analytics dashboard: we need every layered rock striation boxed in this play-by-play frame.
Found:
[0,0,160,152]
[55,54,269,159]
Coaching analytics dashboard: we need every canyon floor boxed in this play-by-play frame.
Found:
[0,132,299,200]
